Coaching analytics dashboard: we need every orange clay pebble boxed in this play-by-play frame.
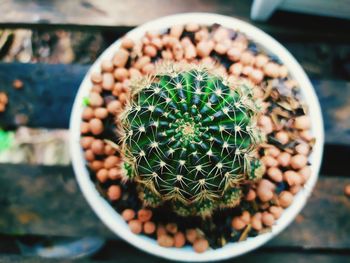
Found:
[251,213,262,231]
[229,63,243,76]
[174,232,186,248]
[165,223,178,234]
[129,68,142,79]
[121,38,134,50]
[0,92,8,107]
[91,139,104,155]
[300,130,313,141]
[242,65,253,76]
[186,229,197,243]
[94,107,108,119]
[122,209,135,221]
[267,167,283,182]
[142,63,155,75]
[104,155,119,169]
[196,41,214,58]
[195,29,209,42]
[284,170,302,186]
[277,152,291,167]
[275,131,289,145]
[214,42,228,55]
[299,166,311,183]
[161,50,173,60]
[185,44,197,60]
[290,185,301,195]
[193,238,209,253]
[255,54,269,68]
[137,209,153,223]
[265,146,280,158]
[170,25,184,38]
[261,155,278,167]
[269,206,283,219]
[0,103,6,112]
[90,71,102,84]
[107,100,122,114]
[262,212,275,226]
[290,154,308,170]
[90,160,104,171]
[108,168,121,180]
[294,115,310,130]
[158,234,174,247]
[144,221,156,234]
[185,23,200,32]
[118,92,129,105]
[89,118,104,135]
[249,68,264,84]
[91,85,102,93]
[231,216,246,230]
[102,73,114,90]
[279,191,294,208]
[84,149,95,162]
[107,185,121,201]
[258,115,273,134]
[245,189,256,201]
[257,183,274,202]
[80,136,94,149]
[96,168,108,183]
[144,45,157,57]
[241,211,251,224]
[113,48,129,68]
[134,56,151,70]
[101,60,114,72]
[240,51,255,65]
[227,47,241,61]
[114,67,129,81]
[89,92,104,107]
[264,62,280,78]
[344,184,350,197]
[295,143,310,156]
[13,79,23,89]
[82,107,94,120]
[80,122,90,134]
[157,225,167,236]
[128,219,142,234]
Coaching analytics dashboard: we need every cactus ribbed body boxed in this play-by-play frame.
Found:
[120,64,264,217]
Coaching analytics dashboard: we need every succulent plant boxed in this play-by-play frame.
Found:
[119,63,265,217]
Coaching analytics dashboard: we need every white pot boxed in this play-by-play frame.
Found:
[70,13,324,262]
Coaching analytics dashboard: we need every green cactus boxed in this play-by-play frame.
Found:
[119,63,265,217]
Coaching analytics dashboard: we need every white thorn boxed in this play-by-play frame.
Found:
[195,165,202,171]
[150,141,159,148]
[139,150,145,157]
[148,105,155,112]
[179,160,186,166]
[138,126,145,132]
[216,162,223,169]
[207,149,213,156]
[160,160,166,167]
[176,175,183,181]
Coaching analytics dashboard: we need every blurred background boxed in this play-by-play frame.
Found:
[0,0,349,262]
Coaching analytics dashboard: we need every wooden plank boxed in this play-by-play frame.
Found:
[0,0,350,42]
[0,164,349,249]
[0,63,349,145]
[0,250,349,263]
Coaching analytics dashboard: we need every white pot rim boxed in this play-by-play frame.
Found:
[70,13,324,262]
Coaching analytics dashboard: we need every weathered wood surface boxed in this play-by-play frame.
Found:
[1,251,350,263]
[1,0,350,42]
[0,164,349,249]
[0,63,349,146]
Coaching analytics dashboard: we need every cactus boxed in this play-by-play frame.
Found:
[119,63,265,217]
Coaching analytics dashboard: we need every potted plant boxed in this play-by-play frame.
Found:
[70,13,324,261]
